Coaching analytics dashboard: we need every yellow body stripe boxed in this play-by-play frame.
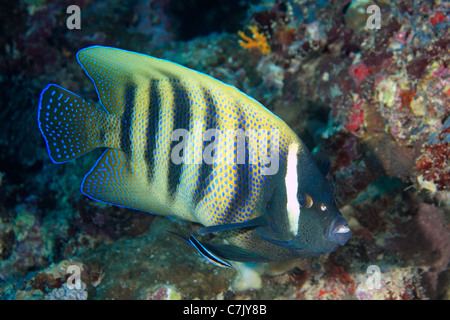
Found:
[171,93,208,218]
[130,77,150,175]
[149,80,175,206]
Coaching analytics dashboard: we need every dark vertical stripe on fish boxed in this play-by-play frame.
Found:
[120,83,135,159]
[168,83,191,199]
[145,80,160,182]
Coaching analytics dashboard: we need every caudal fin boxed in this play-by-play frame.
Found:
[38,84,107,164]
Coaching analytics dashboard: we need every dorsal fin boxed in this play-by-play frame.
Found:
[76,46,235,116]
[75,46,296,134]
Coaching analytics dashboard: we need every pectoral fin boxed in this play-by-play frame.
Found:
[197,216,267,235]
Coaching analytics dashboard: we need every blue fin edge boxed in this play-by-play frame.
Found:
[188,235,234,268]
[167,231,233,268]
[37,84,85,165]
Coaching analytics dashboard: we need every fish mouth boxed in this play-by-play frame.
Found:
[326,216,351,246]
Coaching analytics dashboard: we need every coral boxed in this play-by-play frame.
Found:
[0,258,88,299]
[416,142,450,192]
[238,26,271,55]
[348,63,371,87]
[416,123,450,193]
[30,273,64,293]
[141,285,183,300]
[430,11,446,26]
[38,259,89,300]
[45,281,88,300]
[344,99,365,133]
[232,263,263,292]
[354,267,426,300]
[398,89,416,111]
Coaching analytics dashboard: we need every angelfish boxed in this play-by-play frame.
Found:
[37,46,350,268]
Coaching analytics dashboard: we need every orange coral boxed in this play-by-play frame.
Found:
[399,89,416,111]
[238,26,271,55]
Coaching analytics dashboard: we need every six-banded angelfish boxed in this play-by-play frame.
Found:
[37,46,351,268]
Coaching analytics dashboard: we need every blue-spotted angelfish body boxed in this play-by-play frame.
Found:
[37,46,350,267]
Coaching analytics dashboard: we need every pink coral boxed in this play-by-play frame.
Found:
[349,63,371,86]
[344,99,365,133]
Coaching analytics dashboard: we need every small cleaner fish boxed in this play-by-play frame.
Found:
[37,46,350,268]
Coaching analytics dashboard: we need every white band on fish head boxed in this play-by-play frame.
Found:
[285,143,301,237]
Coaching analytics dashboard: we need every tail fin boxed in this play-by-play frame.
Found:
[38,84,107,164]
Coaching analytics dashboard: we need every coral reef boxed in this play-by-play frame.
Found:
[0,0,448,300]
[45,281,88,300]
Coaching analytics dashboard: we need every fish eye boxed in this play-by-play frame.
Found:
[301,193,313,208]
[297,192,313,209]
[320,203,327,212]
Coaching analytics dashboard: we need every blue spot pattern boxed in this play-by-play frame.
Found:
[37,84,105,164]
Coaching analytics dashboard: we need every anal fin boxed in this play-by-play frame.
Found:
[81,149,163,215]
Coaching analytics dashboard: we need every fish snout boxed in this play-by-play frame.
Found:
[326,216,351,246]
